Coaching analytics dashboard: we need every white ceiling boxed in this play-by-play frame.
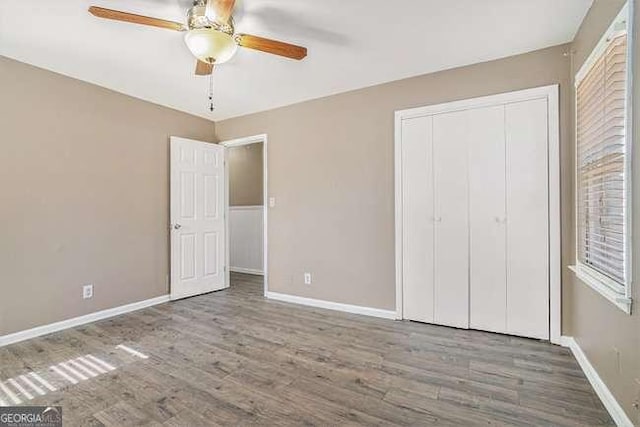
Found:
[0,0,592,121]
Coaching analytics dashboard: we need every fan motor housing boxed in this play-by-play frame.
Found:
[187,3,234,35]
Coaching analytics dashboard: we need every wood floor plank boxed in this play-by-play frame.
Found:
[0,273,613,425]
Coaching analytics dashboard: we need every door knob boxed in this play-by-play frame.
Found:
[173,223,182,230]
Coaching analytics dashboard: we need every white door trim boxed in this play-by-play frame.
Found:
[219,134,268,297]
[394,85,561,344]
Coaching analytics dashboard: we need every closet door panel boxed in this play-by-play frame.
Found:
[505,98,549,340]
[433,110,469,329]
[401,117,435,323]
[468,105,507,333]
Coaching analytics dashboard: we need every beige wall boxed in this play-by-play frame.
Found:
[216,44,572,311]
[0,56,215,336]
[565,0,640,421]
[228,142,263,206]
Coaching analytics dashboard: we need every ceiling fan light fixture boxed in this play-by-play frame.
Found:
[184,28,237,64]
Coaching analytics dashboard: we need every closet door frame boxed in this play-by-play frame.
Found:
[394,84,561,344]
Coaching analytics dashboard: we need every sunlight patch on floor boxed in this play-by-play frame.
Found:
[0,345,148,406]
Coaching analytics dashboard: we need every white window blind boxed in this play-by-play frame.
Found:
[576,31,628,291]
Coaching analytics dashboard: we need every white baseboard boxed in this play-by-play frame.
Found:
[0,295,170,348]
[230,267,264,276]
[560,336,633,426]
[265,291,396,320]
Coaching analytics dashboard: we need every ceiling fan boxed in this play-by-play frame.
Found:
[88,0,308,77]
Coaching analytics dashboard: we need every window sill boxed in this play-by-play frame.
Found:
[569,265,632,315]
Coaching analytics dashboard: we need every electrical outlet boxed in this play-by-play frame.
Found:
[633,378,640,420]
[304,272,312,285]
[83,284,93,300]
[269,197,276,208]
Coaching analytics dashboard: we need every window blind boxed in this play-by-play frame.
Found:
[576,32,628,290]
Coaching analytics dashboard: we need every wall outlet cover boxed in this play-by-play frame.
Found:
[304,272,312,285]
[83,284,94,299]
[634,378,640,416]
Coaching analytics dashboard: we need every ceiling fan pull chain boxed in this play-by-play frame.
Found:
[208,69,215,112]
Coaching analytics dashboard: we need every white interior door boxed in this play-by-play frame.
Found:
[170,137,227,300]
[433,110,469,329]
[469,105,507,333]
[401,116,435,323]
[505,99,549,339]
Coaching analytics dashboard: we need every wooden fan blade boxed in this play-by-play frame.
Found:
[236,34,307,60]
[205,0,236,24]
[88,6,186,31]
[195,60,214,76]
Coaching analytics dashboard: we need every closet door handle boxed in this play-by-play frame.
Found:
[494,216,507,224]
[433,216,442,223]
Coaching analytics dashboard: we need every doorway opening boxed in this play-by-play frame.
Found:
[221,134,268,297]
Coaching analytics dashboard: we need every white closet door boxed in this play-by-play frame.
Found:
[433,110,469,329]
[468,105,507,333]
[505,98,549,339]
[401,116,435,323]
